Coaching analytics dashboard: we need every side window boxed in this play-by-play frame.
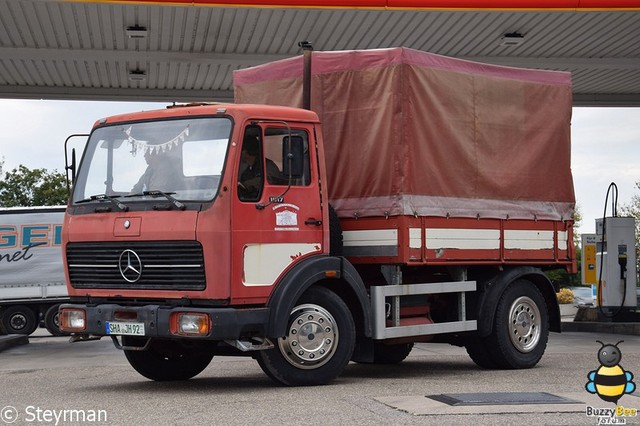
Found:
[264,128,311,186]
[237,127,265,202]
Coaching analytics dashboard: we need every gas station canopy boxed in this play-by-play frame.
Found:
[0,0,638,105]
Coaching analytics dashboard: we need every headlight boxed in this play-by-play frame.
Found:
[59,308,86,332]
[170,312,210,336]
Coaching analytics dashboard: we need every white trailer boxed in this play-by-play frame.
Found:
[0,206,67,335]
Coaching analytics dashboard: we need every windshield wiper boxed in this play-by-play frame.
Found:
[125,190,185,210]
[75,194,129,211]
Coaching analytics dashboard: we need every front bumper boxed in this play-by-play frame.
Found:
[59,303,270,340]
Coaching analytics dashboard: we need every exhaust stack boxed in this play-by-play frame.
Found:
[298,41,313,111]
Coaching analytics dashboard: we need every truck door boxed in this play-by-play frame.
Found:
[231,124,323,303]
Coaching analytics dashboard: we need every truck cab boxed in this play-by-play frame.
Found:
[64,104,326,302]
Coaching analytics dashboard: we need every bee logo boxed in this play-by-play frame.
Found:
[586,340,636,404]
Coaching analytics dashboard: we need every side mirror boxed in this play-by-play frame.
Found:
[282,135,304,179]
[64,134,89,195]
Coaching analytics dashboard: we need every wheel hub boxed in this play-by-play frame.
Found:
[508,296,541,353]
[10,314,27,330]
[278,304,338,369]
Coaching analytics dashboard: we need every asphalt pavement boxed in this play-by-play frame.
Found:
[1,327,640,425]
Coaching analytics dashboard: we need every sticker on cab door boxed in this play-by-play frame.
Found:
[273,204,299,231]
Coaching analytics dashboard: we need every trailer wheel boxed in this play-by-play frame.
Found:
[257,286,355,386]
[488,279,549,369]
[1,305,38,335]
[123,338,214,381]
[44,304,67,336]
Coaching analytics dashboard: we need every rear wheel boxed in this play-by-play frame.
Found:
[257,286,355,386]
[123,338,214,381]
[485,279,549,369]
[465,338,499,369]
[373,342,414,364]
[357,342,414,364]
[1,305,38,335]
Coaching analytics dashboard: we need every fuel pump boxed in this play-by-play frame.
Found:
[593,216,637,313]
[581,233,599,304]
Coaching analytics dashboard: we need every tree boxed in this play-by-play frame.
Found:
[572,204,582,246]
[0,164,68,207]
[619,180,640,283]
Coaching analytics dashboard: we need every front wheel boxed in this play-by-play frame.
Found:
[123,338,214,381]
[257,286,355,386]
[487,279,549,369]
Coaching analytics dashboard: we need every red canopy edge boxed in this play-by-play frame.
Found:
[83,0,640,10]
[234,48,572,86]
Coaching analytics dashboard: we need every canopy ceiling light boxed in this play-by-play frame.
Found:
[125,25,148,39]
[500,32,525,47]
[128,70,147,82]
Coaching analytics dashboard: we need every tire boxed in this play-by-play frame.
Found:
[1,305,38,335]
[357,342,414,364]
[485,279,549,369]
[256,286,355,386]
[44,304,67,336]
[123,338,214,381]
[465,337,499,369]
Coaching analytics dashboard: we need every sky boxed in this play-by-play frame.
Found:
[0,99,638,235]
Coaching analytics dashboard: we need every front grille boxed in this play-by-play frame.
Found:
[67,241,206,290]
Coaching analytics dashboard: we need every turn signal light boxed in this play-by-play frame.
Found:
[170,312,211,337]
[59,308,86,332]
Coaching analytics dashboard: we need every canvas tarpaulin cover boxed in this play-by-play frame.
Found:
[234,48,575,221]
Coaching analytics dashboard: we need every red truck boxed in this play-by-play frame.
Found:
[60,47,575,386]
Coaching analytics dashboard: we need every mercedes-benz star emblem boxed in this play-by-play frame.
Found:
[118,249,142,283]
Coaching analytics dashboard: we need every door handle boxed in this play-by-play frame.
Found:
[304,218,323,226]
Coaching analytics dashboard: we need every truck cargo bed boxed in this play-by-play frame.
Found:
[340,215,574,269]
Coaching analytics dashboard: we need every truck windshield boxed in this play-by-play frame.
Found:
[73,117,232,204]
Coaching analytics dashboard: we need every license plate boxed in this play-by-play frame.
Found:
[105,321,145,336]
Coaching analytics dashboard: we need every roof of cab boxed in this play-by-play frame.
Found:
[92,103,320,128]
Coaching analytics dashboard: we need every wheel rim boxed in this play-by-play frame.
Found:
[508,296,541,353]
[278,303,339,370]
[10,313,27,331]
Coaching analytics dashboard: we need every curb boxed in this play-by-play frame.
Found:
[561,321,640,336]
[0,334,29,352]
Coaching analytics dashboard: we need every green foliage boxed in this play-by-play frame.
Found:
[546,265,581,288]
[619,180,640,283]
[572,204,582,246]
[0,164,68,207]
